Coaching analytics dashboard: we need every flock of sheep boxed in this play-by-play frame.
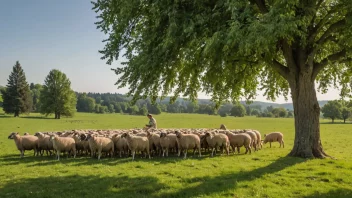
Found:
[7,124,285,160]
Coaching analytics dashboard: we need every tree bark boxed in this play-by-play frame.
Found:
[58,112,61,119]
[288,67,329,158]
[55,112,58,119]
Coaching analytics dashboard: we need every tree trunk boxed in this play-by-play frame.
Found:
[55,112,58,119]
[344,119,346,123]
[288,70,329,158]
[58,112,61,119]
[332,118,334,123]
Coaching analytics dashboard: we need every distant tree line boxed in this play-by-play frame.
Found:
[321,100,352,123]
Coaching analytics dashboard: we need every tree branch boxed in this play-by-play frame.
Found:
[308,5,343,45]
[316,19,346,46]
[312,49,346,79]
[271,59,289,80]
[308,0,324,31]
[309,19,346,58]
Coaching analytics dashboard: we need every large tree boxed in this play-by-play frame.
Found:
[40,69,77,119]
[92,1,352,158]
[1,61,32,117]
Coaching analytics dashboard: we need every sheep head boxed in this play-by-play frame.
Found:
[205,132,213,139]
[159,132,167,138]
[8,132,19,139]
[121,133,130,138]
[175,131,182,138]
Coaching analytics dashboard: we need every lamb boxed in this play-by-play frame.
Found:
[226,132,252,154]
[203,132,230,157]
[34,132,53,156]
[49,135,76,160]
[159,132,178,157]
[263,132,284,148]
[175,131,201,159]
[111,134,129,157]
[8,132,39,158]
[121,132,150,160]
[86,134,114,160]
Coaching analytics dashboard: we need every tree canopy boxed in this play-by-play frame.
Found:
[1,61,32,117]
[40,69,77,119]
[92,0,352,158]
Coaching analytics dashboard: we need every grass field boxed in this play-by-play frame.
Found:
[0,112,351,198]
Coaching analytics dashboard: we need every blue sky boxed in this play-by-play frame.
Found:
[0,1,340,103]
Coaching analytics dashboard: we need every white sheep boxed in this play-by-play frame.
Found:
[203,132,230,157]
[86,134,114,160]
[175,131,201,159]
[34,132,53,156]
[226,132,252,154]
[49,135,76,160]
[121,132,150,160]
[8,132,39,158]
[159,132,178,157]
[263,132,284,148]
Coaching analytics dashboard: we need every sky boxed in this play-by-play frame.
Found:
[0,1,341,104]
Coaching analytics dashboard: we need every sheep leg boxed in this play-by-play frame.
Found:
[237,147,240,154]
[132,151,135,160]
[57,150,61,161]
[282,140,284,148]
[211,148,215,157]
[73,148,76,158]
[270,142,272,148]
[198,147,201,157]
[166,148,169,157]
[98,150,102,160]
[177,149,181,157]
[183,150,187,159]
[20,150,24,158]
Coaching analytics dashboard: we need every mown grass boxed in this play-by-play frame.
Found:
[0,112,351,198]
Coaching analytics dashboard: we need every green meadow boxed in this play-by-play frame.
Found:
[0,113,351,198]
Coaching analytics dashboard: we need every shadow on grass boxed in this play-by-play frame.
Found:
[20,116,55,120]
[303,188,352,198]
[0,175,167,198]
[0,156,309,197]
[0,152,210,166]
[0,115,12,118]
